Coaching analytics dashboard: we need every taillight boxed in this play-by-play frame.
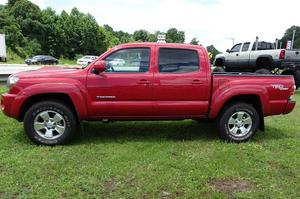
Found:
[279,50,285,60]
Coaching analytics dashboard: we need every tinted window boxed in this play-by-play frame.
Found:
[158,48,199,73]
[104,48,150,73]
[242,43,250,52]
[230,43,242,52]
[252,42,275,50]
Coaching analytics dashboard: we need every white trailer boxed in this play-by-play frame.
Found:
[0,34,7,62]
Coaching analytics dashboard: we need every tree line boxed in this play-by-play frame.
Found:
[0,0,190,59]
[1,0,297,61]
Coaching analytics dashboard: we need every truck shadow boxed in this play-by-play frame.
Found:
[72,120,219,144]
[70,121,290,145]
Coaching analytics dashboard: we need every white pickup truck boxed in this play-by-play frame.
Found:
[0,34,7,62]
[214,41,300,88]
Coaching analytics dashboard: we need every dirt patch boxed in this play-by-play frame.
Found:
[208,178,252,197]
[104,180,116,192]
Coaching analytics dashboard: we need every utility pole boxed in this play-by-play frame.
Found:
[225,38,235,46]
[291,30,296,49]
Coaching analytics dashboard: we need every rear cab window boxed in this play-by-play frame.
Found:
[158,48,199,73]
[252,42,275,51]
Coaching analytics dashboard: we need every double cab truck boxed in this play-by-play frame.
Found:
[1,43,296,145]
[214,41,300,88]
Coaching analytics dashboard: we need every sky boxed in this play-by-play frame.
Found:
[1,0,300,52]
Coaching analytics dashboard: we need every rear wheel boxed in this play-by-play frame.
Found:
[24,101,77,146]
[218,103,259,142]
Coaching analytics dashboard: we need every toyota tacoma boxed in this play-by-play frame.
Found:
[1,43,296,145]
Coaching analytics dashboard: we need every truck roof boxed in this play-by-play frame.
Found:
[113,42,205,50]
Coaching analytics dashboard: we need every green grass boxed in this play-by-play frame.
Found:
[0,86,299,198]
[6,49,24,64]
[58,58,77,65]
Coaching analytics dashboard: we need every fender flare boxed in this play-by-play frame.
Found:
[256,55,273,67]
[214,56,225,66]
[12,82,88,120]
[209,84,270,119]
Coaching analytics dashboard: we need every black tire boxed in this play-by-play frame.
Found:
[255,68,271,74]
[213,66,226,73]
[24,101,77,146]
[218,102,259,143]
[282,70,300,90]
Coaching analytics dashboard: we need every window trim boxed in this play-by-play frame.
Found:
[102,47,151,74]
[241,42,250,52]
[230,43,242,53]
[158,47,200,74]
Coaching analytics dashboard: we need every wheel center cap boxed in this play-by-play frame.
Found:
[237,121,243,127]
[46,122,54,129]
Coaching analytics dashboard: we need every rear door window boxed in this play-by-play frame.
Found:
[158,48,199,73]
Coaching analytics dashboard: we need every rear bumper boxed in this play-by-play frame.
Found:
[1,93,18,119]
[283,99,296,114]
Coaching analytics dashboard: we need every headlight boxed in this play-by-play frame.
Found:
[7,75,19,88]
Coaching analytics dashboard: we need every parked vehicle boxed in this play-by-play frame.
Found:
[76,55,98,66]
[0,34,7,62]
[1,43,296,145]
[214,41,300,88]
[108,58,125,66]
[25,55,58,65]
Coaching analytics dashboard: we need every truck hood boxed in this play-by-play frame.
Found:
[15,66,83,79]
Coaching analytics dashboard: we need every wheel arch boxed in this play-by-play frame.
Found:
[214,57,225,66]
[18,93,79,122]
[256,55,273,69]
[214,94,264,131]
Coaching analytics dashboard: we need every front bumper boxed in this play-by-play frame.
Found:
[1,93,19,119]
[283,99,296,114]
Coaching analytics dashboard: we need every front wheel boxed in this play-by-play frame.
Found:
[218,103,259,142]
[24,101,77,146]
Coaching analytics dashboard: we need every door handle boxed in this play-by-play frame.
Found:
[137,79,150,85]
[192,79,204,85]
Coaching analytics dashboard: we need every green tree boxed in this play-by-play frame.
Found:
[206,45,220,63]
[0,5,24,55]
[281,26,300,49]
[190,38,199,45]
[166,28,185,43]
[133,29,149,42]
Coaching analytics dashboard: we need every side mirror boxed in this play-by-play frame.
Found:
[226,49,230,53]
[93,61,106,74]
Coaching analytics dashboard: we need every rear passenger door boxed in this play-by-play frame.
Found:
[153,47,210,117]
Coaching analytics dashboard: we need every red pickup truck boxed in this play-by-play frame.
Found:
[1,43,296,145]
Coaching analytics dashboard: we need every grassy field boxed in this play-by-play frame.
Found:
[0,87,299,199]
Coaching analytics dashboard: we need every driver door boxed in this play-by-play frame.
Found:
[225,43,242,69]
[86,47,153,118]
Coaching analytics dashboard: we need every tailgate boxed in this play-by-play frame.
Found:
[284,49,300,67]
